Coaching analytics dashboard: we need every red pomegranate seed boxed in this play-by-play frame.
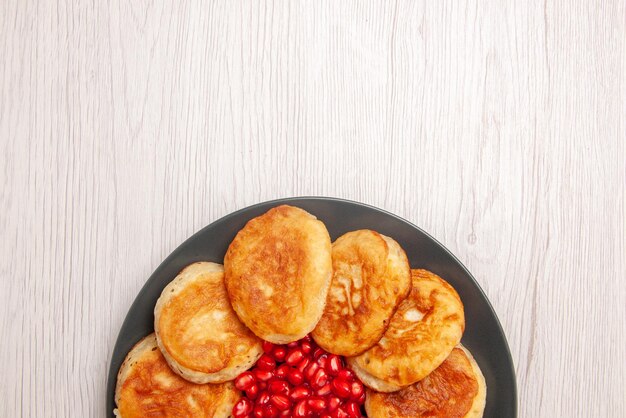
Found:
[331,379,352,398]
[272,346,287,361]
[263,341,275,353]
[233,398,253,418]
[246,383,259,399]
[253,405,264,418]
[263,403,278,418]
[327,396,341,412]
[311,368,329,388]
[302,335,312,343]
[270,394,291,411]
[312,347,324,358]
[285,349,305,366]
[301,340,313,354]
[268,380,290,395]
[331,407,350,418]
[258,381,268,390]
[293,399,308,418]
[279,409,291,417]
[296,357,311,373]
[316,383,332,396]
[304,362,320,380]
[257,391,271,405]
[327,355,342,376]
[357,392,365,404]
[337,370,354,380]
[235,372,256,391]
[287,368,304,386]
[321,415,333,418]
[349,381,364,401]
[289,385,312,401]
[287,341,299,348]
[255,369,274,382]
[275,364,290,379]
[317,354,328,369]
[257,354,276,371]
[307,396,327,412]
[344,402,360,417]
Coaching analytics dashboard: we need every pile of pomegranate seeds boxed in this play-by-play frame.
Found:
[233,335,366,418]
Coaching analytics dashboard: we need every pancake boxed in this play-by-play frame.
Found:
[347,269,465,391]
[114,333,240,418]
[154,262,263,384]
[312,230,411,356]
[224,205,332,343]
[364,345,486,418]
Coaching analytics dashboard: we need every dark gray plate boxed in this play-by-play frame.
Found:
[107,197,517,417]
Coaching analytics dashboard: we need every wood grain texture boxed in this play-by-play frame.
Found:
[1,0,624,416]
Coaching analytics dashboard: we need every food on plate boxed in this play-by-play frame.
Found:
[114,333,239,418]
[347,269,465,392]
[312,230,411,356]
[364,345,486,418]
[154,262,263,383]
[231,335,367,418]
[224,205,332,344]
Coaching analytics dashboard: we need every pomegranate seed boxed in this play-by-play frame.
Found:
[316,383,332,396]
[301,340,313,354]
[321,415,333,418]
[263,341,275,353]
[307,396,327,412]
[233,398,253,417]
[270,394,291,411]
[255,369,274,382]
[302,335,312,343]
[235,372,256,391]
[275,364,290,379]
[272,346,287,361]
[285,349,305,366]
[331,379,352,398]
[246,383,259,399]
[344,402,360,417]
[296,357,311,373]
[312,348,324,358]
[287,368,304,386]
[349,381,364,400]
[268,380,290,395]
[258,391,271,405]
[289,385,312,401]
[257,354,276,371]
[279,409,291,417]
[293,399,308,418]
[253,405,264,418]
[327,355,342,376]
[337,370,354,380]
[357,392,365,404]
[304,362,320,381]
[263,403,278,418]
[258,381,268,390]
[287,341,299,348]
[311,368,329,388]
[317,354,328,369]
[332,407,350,418]
[327,396,341,412]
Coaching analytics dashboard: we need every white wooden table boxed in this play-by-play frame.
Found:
[1,1,624,416]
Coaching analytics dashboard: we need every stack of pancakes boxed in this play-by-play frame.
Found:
[114,205,486,417]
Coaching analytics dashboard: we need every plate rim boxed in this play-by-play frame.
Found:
[106,196,518,417]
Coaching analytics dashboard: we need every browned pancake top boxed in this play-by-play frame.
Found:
[366,347,479,418]
[117,346,238,417]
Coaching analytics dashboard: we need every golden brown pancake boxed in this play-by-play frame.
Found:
[312,230,411,356]
[224,205,332,343]
[114,333,240,418]
[347,269,465,391]
[364,345,486,418]
[154,262,263,383]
